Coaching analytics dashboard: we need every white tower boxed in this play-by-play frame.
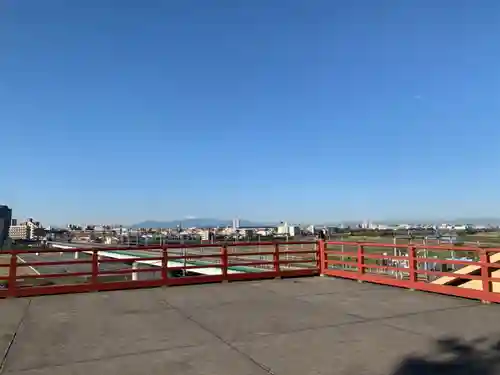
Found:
[232,218,240,230]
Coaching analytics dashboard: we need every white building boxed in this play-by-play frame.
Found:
[232,218,240,230]
[277,222,300,237]
[9,218,42,240]
[199,229,210,241]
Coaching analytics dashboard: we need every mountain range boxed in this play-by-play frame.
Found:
[131,218,274,228]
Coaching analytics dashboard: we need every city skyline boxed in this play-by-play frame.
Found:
[8,213,500,229]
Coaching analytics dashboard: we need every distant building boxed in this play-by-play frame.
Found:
[439,235,459,244]
[9,218,42,240]
[277,222,300,237]
[9,224,29,240]
[0,205,12,249]
[232,218,240,230]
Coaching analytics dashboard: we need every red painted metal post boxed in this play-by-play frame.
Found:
[161,248,169,285]
[91,250,99,290]
[221,245,229,280]
[480,250,492,303]
[357,245,365,275]
[318,240,326,274]
[7,252,18,297]
[274,243,281,276]
[408,246,417,285]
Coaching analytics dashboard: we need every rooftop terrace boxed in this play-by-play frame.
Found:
[2,277,500,375]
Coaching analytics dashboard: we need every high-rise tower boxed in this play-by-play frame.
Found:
[0,205,12,249]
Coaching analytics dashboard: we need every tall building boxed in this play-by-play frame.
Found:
[232,218,240,230]
[0,205,12,249]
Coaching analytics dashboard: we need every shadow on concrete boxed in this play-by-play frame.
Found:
[390,337,500,375]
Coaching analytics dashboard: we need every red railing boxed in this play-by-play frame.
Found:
[0,241,319,298]
[2,240,500,303]
[320,241,500,303]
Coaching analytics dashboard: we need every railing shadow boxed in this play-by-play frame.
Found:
[390,336,500,375]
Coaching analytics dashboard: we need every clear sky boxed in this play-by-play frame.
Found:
[2,0,500,225]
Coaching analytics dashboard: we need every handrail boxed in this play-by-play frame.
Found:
[2,240,500,303]
[0,241,319,298]
[321,240,500,303]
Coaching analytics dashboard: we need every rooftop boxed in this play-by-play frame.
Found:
[2,277,500,375]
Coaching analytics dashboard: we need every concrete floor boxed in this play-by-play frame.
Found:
[1,277,500,375]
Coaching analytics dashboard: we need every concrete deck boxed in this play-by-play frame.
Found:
[2,277,500,375]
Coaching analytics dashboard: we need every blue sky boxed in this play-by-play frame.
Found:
[2,0,500,225]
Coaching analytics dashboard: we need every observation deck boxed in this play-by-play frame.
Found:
[2,240,500,374]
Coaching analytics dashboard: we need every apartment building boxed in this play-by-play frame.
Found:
[9,218,42,240]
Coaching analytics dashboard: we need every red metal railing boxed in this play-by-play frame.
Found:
[2,240,500,303]
[320,240,500,303]
[0,241,319,298]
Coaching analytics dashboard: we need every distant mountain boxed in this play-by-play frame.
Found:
[131,218,273,229]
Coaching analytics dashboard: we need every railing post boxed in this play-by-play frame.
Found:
[8,252,18,298]
[91,250,99,291]
[317,240,326,274]
[131,262,139,281]
[408,246,417,286]
[274,243,281,277]
[357,245,365,278]
[221,245,228,281]
[480,249,492,304]
[161,248,169,285]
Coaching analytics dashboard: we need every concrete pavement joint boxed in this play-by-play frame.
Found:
[165,301,276,375]
[375,304,499,339]
[0,299,32,374]
[2,342,216,374]
[227,302,486,345]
